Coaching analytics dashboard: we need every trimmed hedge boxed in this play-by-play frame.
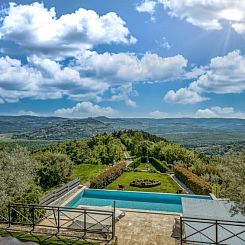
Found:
[174,165,212,195]
[128,157,141,169]
[149,157,169,173]
[90,161,126,189]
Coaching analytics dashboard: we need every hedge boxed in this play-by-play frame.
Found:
[90,161,126,189]
[174,165,212,195]
[128,157,141,169]
[149,157,169,173]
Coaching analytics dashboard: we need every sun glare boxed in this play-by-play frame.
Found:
[220,9,244,21]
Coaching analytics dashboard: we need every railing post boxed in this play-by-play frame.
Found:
[84,209,87,237]
[8,204,11,228]
[57,207,60,233]
[32,205,35,230]
[215,220,218,245]
[180,216,183,245]
[112,200,116,239]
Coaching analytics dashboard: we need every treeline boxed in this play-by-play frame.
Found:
[118,130,201,166]
[0,133,125,208]
[41,133,125,165]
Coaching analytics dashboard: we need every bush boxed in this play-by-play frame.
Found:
[149,157,169,173]
[90,161,126,189]
[130,178,161,188]
[128,157,141,169]
[174,165,211,195]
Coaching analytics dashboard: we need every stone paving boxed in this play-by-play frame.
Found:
[115,211,179,245]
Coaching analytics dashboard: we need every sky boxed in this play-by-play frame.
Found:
[0,0,245,118]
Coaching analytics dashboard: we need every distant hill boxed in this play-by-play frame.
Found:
[1,116,245,153]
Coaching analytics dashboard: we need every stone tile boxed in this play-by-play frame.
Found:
[115,211,178,245]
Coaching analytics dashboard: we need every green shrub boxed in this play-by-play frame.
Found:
[128,157,141,169]
[174,165,211,195]
[90,161,126,189]
[149,157,169,173]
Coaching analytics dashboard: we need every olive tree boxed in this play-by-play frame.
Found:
[220,151,245,214]
[0,147,36,208]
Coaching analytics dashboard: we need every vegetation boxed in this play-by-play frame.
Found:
[105,172,181,193]
[0,230,96,245]
[90,161,126,189]
[0,147,40,208]
[149,157,169,173]
[174,165,212,195]
[130,178,161,188]
[220,151,245,214]
[70,164,108,184]
[35,152,73,190]
[4,116,244,155]
[119,130,200,166]
[42,134,125,165]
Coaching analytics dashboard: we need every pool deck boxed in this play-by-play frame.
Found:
[115,211,179,245]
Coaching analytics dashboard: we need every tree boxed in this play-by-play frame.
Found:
[0,147,36,208]
[35,152,73,190]
[220,151,245,214]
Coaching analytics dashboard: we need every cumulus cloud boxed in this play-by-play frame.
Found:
[136,0,157,14]
[0,50,188,104]
[54,101,117,118]
[76,51,187,83]
[164,50,245,104]
[0,2,136,58]
[0,55,108,103]
[195,106,245,119]
[164,88,208,104]
[149,110,168,118]
[137,0,245,35]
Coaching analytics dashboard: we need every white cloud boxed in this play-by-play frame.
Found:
[164,88,208,104]
[0,2,136,58]
[149,110,168,118]
[196,106,245,119]
[76,51,187,83]
[16,110,39,116]
[164,50,245,104]
[54,101,118,118]
[0,55,108,103]
[137,0,245,35]
[136,1,157,14]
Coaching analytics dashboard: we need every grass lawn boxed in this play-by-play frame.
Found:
[138,163,155,171]
[0,230,96,244]
[70,164,107,184]
[105,172,181,193]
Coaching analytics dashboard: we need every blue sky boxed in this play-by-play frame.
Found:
[0,0,245,118]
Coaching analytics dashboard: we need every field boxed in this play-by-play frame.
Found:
[70,164,108,184]
[105,172,181,193]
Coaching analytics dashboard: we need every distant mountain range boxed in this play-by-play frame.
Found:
[1,116,245,151]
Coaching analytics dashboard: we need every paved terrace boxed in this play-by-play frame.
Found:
[116,211,179,245]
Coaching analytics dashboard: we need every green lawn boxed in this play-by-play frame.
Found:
[70,164,107,184]
[0,230,96,244]
[105,172,182,193]
[138,163,155,171]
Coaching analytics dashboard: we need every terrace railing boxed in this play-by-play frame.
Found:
[0,203,116,243]
[39,179,80,205]
[180,216,245,245]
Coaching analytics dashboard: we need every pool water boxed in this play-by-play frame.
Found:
[66,189,212,213]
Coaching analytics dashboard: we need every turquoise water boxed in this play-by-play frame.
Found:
[66,189,212,213]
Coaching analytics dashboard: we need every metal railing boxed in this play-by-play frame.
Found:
[0,203,115,243]
[39,179,80,205]
[180,216,245,245]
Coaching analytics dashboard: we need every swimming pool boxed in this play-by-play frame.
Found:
[66,189,212,213]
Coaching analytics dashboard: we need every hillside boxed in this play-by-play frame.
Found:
[1,116,245,154]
